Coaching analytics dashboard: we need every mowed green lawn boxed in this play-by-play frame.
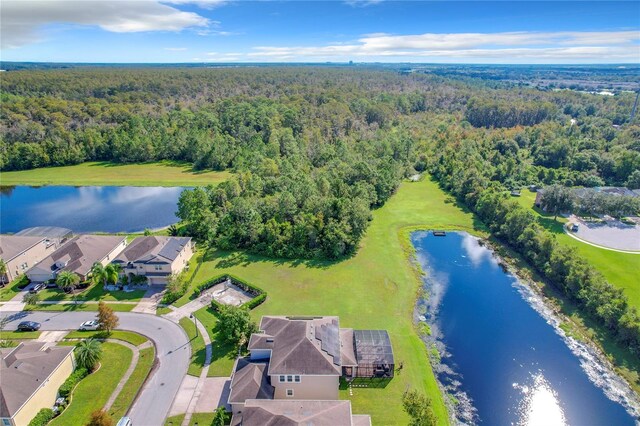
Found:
[189,177,481,425]
[1,161,230,187]
[516,191,640,309]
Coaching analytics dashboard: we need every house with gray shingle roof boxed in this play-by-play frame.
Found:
[228,315,390,425]
[0,343,75,426]
[112,236,193,286]
[26,235,127,283]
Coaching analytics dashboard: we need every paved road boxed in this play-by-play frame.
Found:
[2,310,190,426]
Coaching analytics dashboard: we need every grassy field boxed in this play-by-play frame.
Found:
[179,317,207,377]
[1,161,231,187]
[194,307,236,377]
[0,330,41,339]
[108,346,156,419]
[0,279,25,302]
[65,330,149,346]
[28,302,136,312]
[186,177,481,425]
[36,283,147,303]
[515,190,640,309]
[50,342,132,426]
[164,414,185,426]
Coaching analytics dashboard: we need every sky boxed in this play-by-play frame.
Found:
[1,1,639,64]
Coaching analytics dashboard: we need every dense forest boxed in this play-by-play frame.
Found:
[1,67,639,260]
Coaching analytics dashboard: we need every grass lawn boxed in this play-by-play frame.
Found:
[188,177,481,425]
[179,317,207,377]
[28,302,136,312]
[50,342,132,426]
[64,330,149,346]
[515,190,640,310]
[164,414,185,426]
[108,346,156,419]
[188,413,226,426]
[36,283,147,303]
[194,307,236,377]
[1,160,231,187]
[172,249,208,308]
[0,278,26,302]
[157,306,173,316]
[0,330,41,339]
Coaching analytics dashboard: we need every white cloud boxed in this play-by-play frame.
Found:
[1,0,210,49]
[248,30,640,62]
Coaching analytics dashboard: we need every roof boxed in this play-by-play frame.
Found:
[113,236,191,265]
[352,415,373,426]
[339,328,358,367]
[31,235,126,277]
[249,316,342,376]
[0,342,74,418]
[354,330,395,366]
[0,236,46,262]
[14,227,73,239]
[228,358,274,404]
[231,400,356,426]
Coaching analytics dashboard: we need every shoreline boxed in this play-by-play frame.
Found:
[408,229,640,423]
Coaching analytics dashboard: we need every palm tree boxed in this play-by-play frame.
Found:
[90,262,107,286]
[104,264,122,286]
[56,271,80,294]
[75,338,102,371]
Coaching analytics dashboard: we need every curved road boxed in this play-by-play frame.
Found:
[2,310,190,426]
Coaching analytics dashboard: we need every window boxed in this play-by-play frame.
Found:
[279,375,285,383]
[287,375,293,382]
[286,389,294,397]
[2,418,11,426]
[155,265,163,271]
[294,375,301,383]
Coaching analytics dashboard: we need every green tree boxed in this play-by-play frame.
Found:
[0,259,7,286]
[86,410,114,426]
[23,292,40,306]
[212,407,226,426]
[56,271,80,294]
[626,169,640,190]
[541,184,575,220]
[402,389,437,426]
[217,305,258,348]
[75,338,102,371]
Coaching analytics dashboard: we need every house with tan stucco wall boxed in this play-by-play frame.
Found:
[0,343,75,426]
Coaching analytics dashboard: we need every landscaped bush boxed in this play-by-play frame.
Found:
[161,274,189,304]
[58,367,88,398]
[28,408,54,426]
[131,275,148,285]
[16,275,31,289]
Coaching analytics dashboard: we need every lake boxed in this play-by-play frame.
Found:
[0,186,186,233]
[412,231,637,425]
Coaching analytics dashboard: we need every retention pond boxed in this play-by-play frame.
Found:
[412,231,638,425]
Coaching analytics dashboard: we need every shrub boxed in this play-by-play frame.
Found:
[58,367,88,397]
[28,408,54,426]
[161,273,189,304]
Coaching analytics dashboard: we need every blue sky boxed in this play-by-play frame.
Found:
[1,1,639,63]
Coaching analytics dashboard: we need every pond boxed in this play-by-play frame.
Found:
[0,186,186,233]
[412,231,638,425]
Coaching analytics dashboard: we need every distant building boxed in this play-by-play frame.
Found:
[228,315,391,425]
[0,228,71,283]
[535,186,640,211]
[27,235,127,283]
[0,343,75,426]
[112,236,194,285]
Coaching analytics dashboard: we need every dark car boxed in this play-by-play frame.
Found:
[17,321,41,331]
[29,283,46,293]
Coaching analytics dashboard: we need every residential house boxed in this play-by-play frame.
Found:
[228,315,391,425]
[231,400,371,426]
[27,235,127,283]
[0,227,72,284]
[112,236,194,286]
[0,343,75,426]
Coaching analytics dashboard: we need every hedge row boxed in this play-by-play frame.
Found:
[196,274,267,312]
[28,408,54,426]
[58,367,88,398]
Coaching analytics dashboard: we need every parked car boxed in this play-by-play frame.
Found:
[79,320,100,331]
[29,283,46,293]
[17,321,41,331]
[116,417,132,426]
[571,223,580,232]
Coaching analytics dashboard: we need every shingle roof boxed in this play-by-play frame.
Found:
[0,236,46,262]
[232,400,355,426]
[32,235,126,277]
[339,328,358,367]
[249,316,342,376]
[0,343,74,418]
[228,358,274,404]
[113,236,191,265]
[14,227,73,239]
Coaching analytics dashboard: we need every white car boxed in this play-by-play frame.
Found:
[79,320,100,331]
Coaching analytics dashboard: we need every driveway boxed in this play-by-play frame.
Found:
[569,215,640,252]
[1,310,190,426]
